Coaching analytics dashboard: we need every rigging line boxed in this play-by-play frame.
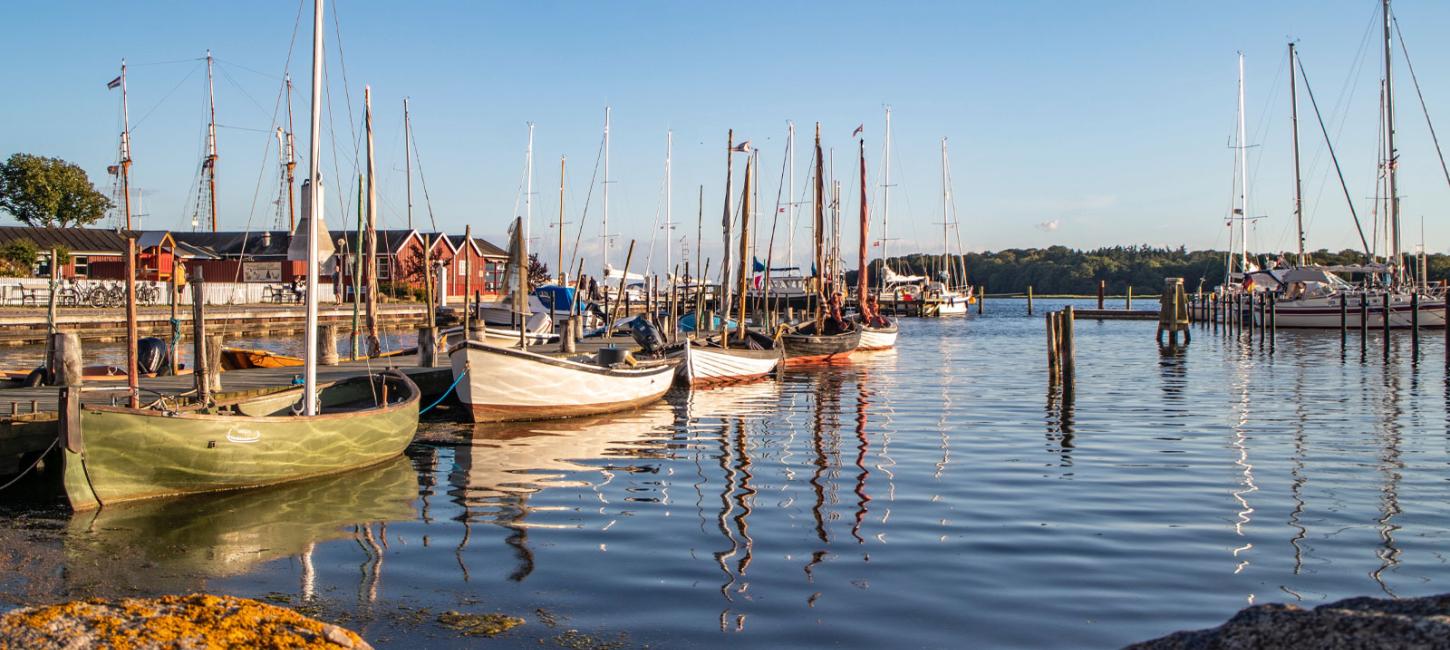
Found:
[213,57,285,81]
[130,62,202,132]
[1298,57,1372,258]
[568,130,608,271]
[215,124,276,133]
[216,63,273,119]
[407,117,440,232]
[1393,16,1450,192]
[331,0,362,167]
[128,56,205,67]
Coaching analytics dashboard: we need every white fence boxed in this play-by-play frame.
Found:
[0,277,337,307]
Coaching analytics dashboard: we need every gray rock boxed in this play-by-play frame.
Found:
[1128,594,1450,650]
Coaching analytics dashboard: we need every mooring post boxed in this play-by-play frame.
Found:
[1126,286,1133,310]
[1411,292,1420,354]
[53,332,82,387]
[1360,293,1369,352]
[1046,310,1059,379]
[1269,292,1277,342]
[1444,295,1450,369]
[977,286,985,314]
[320,324,340,366]
[1383,292,1392,339]
[417,325,437,367]
[1027,285,1034,316]
[190,268,211,404]
[1061,306,1075,377]
[205,334,223,394]
[1097,280,1105,310]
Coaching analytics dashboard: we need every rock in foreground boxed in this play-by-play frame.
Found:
[0,593,371,650]
[1128,593,1450,649]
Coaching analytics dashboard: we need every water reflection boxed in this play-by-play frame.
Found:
[447,404,675,583]
[64,456,417,596]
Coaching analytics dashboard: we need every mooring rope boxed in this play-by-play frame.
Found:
[418,367,467,415]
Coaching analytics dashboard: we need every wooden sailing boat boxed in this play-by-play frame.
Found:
[855,137,899,350]
[779,123,860,363]
[61,0,420,511]
[669,139,781,386]
[449,217,676,422]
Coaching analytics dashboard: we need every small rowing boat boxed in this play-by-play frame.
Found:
[448,339,676,423]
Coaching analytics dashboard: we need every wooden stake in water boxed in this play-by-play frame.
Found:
[190,268,210,405]
[1027,286,1034,315]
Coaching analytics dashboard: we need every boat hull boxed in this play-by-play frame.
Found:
[449,341,675,423]
[673,340,780,386]
[780,327,861,364]
[63,371,420,510]
[1237,293,1446,329]
[858,320,900,350]
[219,347,303,370]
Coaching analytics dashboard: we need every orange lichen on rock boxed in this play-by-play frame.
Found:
[0,593,371,650]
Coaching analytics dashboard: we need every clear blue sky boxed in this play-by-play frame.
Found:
[4,1,1450,274]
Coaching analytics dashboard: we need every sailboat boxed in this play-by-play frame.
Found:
[61,0,420,511]
[669,139,781,386]
[927,137,973,316]
[1261,8,1445,329]
[449,217,676,422]
[778,123,861,363]
[854,138,898,350]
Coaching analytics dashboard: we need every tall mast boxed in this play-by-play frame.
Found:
[1289,43,1305,266]
[525,121,534,256]
[119,60,133,231]
[285,75,297,232]
[302,0,325,415]
[206,50,219,232]
[858,138,870,320]
[363,85,379,355]
[1383,0,1401,283]
[665,130,673,278]
[787,121,796,269]
[602,106,611,270]
[403,97,412,230]
[882,107,892,270]
[722,129,736,325]
[813,122,825,332]
[736,149,752,341]
[1237,52,1250,277]
[558,155,566,283]
[942,138,951,286]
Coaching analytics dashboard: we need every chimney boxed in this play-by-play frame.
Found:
[262,231,272,248]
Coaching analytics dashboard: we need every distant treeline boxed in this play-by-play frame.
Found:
[863,246,1450,295]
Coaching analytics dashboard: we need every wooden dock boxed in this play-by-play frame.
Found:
[1073,309,1160,320]
[0,303,429,346]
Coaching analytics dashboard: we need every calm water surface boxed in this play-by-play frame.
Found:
[3,298,1450,648]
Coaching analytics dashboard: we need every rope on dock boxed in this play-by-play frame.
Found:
[418,367,467,415]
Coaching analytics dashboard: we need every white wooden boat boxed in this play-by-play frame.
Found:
[858,317,900,350]
[672,338,780,386]
[448,340,676,423]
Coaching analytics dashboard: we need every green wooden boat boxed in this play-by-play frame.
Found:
[62,370,420,510]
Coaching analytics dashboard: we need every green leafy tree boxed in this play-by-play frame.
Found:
[0,153,113,228]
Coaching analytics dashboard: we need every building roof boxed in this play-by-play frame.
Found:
[0,226,131,254]
[446,235,508,258]
[171,231,292,259]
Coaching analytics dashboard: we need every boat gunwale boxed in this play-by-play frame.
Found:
[449,339,678,377]
[80,369,420,423]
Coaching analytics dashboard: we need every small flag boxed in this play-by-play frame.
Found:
[852,124,864,137]
[1232,208,1244,215]
[731,140,751,154]
[106,76,122,90]
[106,165,119,175]
[778,207,786,213]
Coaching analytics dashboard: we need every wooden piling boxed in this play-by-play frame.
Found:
[1360,294,1369,351]
[1027,286,1034,315]
[190,269,211,405]
[977,285,985,314]
[1061,306,1075,377]
[125,237,139,408]
[52,332,82,387]
[1046,311,1059,378]
[1126,286,1133,310]
[205,334,223,394]
[1382,292,1392,338]
[170,257,181,375]
[1340,296,1347,346]
[1411,292,1420,353]
[417,326,438,367]
[320,324,340,366]
[1097,280,1105,310]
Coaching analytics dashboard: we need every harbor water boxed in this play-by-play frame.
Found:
[3,298,1449,647]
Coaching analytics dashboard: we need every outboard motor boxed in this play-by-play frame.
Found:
[136,337,170,375]
[628,317,665,355]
